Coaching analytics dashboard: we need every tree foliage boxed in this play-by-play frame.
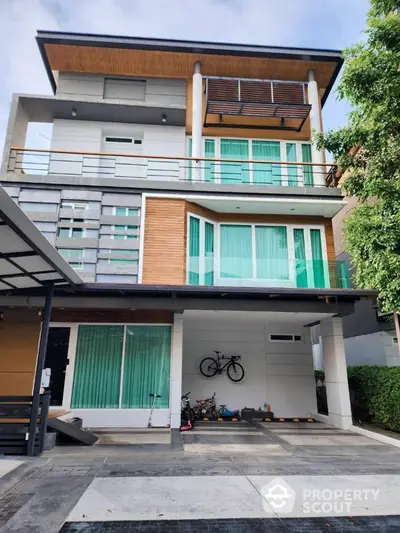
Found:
[315,0,400,311]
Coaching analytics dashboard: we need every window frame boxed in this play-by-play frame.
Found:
[186,215,329,288]
[61,201,89,211]
[186,213,217,286]
[186,136,313,186]
[58,248,85,270]
[113,206,140,217]
[269,334,304,343]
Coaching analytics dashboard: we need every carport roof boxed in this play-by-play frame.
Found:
[0,186,83,292]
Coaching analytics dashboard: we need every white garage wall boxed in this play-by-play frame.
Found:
[182,312,317,418]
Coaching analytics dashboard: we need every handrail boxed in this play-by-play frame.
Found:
[9,147,332,168]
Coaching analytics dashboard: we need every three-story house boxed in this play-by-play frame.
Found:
[0,31,374,431]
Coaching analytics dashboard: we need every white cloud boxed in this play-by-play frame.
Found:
[0,0,369,149]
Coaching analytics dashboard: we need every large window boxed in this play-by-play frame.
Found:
[71,325,171,409]
[187,215,328,288]
[187,137,314,186]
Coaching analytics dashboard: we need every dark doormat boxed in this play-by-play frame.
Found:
[59,516,400,532]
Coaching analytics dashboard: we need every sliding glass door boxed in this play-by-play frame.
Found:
[187,137,314,186]
[71,325,171,409]
[220,139,250,184]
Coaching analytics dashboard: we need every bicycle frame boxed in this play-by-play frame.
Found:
[215,354,241,373]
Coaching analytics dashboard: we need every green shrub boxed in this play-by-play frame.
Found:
[315,366,400,432]
[348,366,400,431]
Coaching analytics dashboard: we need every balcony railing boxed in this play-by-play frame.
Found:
[188,259,351,290]
[8,148,337,188]
[205,77,311,131]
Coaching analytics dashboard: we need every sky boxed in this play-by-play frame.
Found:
[0,0,370,151]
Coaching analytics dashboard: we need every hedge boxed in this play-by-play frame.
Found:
[315,366,400,432]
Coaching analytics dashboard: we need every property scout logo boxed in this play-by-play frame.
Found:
[261,477,380,515]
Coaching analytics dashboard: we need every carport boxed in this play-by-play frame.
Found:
[0,185,83,455]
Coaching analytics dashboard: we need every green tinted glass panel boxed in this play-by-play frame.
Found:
[128,209,139,216]
[310,229,325,288]
[204,222,214,286]
[286,143,298,187]
[116,208,126,216]
[71,228,83,238]
[302,144,314,186]
[252,141,281,185]
[121,326,171,409]
[220,139,249,184]
[255,226,288,279]
[71,325,124,408]
[188,216,200,284]
[220,224,252,279]
[58,228,70,237]
[294,229,308,288]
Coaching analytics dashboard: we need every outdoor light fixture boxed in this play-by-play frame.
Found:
[71,108,77,117]
[161,114,167,123]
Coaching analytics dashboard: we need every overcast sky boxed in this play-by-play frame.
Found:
[0,0,370,151]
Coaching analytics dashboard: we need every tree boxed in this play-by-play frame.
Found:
[315,0,400,312]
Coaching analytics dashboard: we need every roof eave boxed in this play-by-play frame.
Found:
[36,30,343,102]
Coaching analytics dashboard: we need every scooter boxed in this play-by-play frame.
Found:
[148,393,161,428]
[180,391,195,431]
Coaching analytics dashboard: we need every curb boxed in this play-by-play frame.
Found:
[350,425,400,449]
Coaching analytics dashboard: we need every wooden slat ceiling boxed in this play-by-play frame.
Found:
[44,44,337,89]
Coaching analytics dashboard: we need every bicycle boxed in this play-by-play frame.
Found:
[199,351,245,382]
[193,392,218,420]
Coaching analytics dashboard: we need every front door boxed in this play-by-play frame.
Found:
[44,327,70,406]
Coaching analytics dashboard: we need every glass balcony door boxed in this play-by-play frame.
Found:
[187,137,314,187]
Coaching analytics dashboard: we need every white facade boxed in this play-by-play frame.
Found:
[56,73,187,108]
[313,329,400,369]
[182,311,317,418]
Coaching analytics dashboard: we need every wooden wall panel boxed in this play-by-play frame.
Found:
[142,198,187,285]
[51,309,173,323]
[0,310,40,396]
[142,198,336,285]
[45,44,336,87]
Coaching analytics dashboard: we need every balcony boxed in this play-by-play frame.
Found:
[188,258,351,290]
[205,77,311,132]
[7,147,336,189]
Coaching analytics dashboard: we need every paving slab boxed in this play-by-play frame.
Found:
[0,460,23,478]
[67,475,274,522]
[184,443,290,455]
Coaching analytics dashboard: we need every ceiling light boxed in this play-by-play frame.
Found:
[71,108,77,117]
[161,114,167,123]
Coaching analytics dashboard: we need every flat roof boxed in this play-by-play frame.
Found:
[0,186,83,292]
[36,31,343,105]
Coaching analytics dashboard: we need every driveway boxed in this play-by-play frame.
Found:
[2,421,400,532]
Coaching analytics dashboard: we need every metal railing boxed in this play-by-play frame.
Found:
[8,147,337,188]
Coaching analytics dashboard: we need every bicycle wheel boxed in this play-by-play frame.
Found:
[227,362,245,382]
[200,357,219,377]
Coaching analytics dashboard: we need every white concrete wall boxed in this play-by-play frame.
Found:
[49,119,186,178]
[51,119,185,155]
[315,330,400,369]
[56,73,186,107]
[182,313,317,418]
